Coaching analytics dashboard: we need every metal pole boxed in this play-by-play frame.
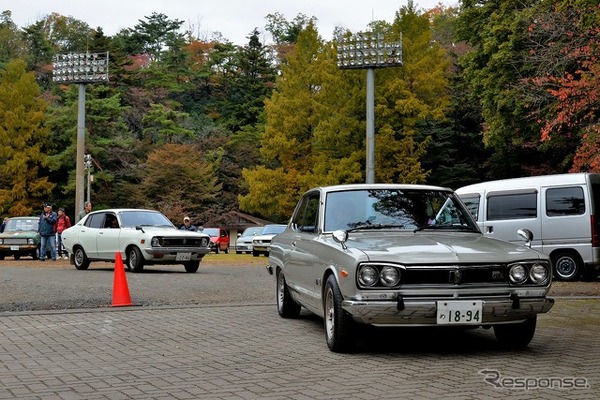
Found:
[86,167,91,203]
[75,84,86,220]
[366,68,375,184]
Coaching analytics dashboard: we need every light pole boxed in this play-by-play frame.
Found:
[337,32,402,184]
[52,52,109,220]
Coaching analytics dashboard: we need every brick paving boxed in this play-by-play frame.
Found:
[0,299,599,399]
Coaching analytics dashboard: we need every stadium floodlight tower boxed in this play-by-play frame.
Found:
[337,32,402,184]
[52,52,109,220]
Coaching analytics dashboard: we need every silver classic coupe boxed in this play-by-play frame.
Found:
[267,184,555,352]
[61,209,211,273]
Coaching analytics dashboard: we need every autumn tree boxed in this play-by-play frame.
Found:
[0,59,55,215]
[522,2,600,172]
[138,143,221,223]
[240,22,364,220]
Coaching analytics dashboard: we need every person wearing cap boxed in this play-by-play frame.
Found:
[56,207,72,260]
[180,216,198,231]
[38,203,58,261]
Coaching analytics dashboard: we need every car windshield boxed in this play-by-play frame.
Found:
[262,225,286,235]
[118,211,175,228]
[202,228,220,237]
[241,227,262,237]
[324,188,479,232]
[5,219,37,232]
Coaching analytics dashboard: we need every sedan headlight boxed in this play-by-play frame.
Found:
[529,263,550,284]
[358,266,378,287]
[151,237,161,247]
[380,266,401,287]
[509,264,528,284]
[28,239,35,244]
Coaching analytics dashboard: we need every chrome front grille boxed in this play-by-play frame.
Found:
[401,264,508,285]
[2,238,29,245]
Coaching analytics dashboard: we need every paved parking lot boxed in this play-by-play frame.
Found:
[1,297,599,399]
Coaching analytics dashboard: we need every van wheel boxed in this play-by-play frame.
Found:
[552,252,581,281]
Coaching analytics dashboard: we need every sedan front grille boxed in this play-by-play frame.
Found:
[2,238,29,245]
[402,265,508,285]
[160,237,207,247]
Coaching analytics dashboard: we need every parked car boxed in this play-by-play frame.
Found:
[456,173,600,281]
[61,209,211,273]
[267,184,555,352]
[235,226,263,254]
[0,217,41,260]
[252,224,286,257]
[202,228,230,254]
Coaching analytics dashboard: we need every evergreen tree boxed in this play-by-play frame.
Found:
[0,59,55,215]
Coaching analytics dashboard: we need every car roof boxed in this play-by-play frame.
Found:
[306,183,453,194]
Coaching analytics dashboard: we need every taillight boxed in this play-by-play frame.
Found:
[591,215,599,247]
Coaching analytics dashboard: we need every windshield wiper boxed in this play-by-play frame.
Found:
[414,225,477,233]
[347,222,405,232]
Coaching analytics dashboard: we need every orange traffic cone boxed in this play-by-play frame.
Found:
[112,251,133,307]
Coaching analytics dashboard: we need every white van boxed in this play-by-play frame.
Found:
[456,173,600,281]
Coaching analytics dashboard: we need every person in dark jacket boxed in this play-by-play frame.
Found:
[38,203,58,261]
[180,216,197,231]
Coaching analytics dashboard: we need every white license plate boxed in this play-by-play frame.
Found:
[436,300,483,325]
[10,246,19,251]
[175,252,191,261]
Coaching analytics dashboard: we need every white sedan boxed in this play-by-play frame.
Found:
[61,209,211,273]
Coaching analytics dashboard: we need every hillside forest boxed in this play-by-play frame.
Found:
[0,0,599,225]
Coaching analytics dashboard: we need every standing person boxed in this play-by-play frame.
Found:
[38,203,58,261]
[0,217,8,233]
[180,216,197,231]
[56,207,72,260]
[77,201,92,222]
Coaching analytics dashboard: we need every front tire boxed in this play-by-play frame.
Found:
[73,247,90,270]
[13,254,21,260]
[552,252,581,281]
[215,245,220,254]
[493,316,537,348]
[324,275,355,353]
[277,269,301,318]
[127,247,144,272]
[184,261,200,273]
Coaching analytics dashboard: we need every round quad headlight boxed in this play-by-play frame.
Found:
[151,237,161,247]
[358,266,379,287]
[379,266,400,287]
[529,263,549,284]
[509,264,528,284]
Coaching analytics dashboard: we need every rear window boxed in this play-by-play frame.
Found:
[546,187,585,216]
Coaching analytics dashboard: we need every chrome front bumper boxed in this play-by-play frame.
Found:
[342,296,554,326]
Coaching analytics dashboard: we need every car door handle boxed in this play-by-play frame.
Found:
[486,226,493,234]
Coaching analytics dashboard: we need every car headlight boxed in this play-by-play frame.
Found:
[151,237,161,247]
[28,239,34,244]
[529,263,549,284]
[358,266,378,287]
[509,264,528,284]
[380,266,401,287]
[0,239,3,244]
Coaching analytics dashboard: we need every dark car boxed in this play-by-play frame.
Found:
[0,217,41,260]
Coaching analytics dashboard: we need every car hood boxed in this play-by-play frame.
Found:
[343,232,544,264]
[0,231,39,238]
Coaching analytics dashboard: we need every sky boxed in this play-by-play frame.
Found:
[4,0,455,45]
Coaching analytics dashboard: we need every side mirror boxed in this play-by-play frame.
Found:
[517,228,533,248]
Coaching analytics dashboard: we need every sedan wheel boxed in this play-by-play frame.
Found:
[276,270,301,318]
[127,247,144,272]
[184,261,200,273]
[493,316,537,348]
[324,275,355,353]
[13,254,21,260]
[73,247,90,270]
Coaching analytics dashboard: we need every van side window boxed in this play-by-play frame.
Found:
[459,195,480,220]
[546,187,585,216]
[487,193,537,220]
